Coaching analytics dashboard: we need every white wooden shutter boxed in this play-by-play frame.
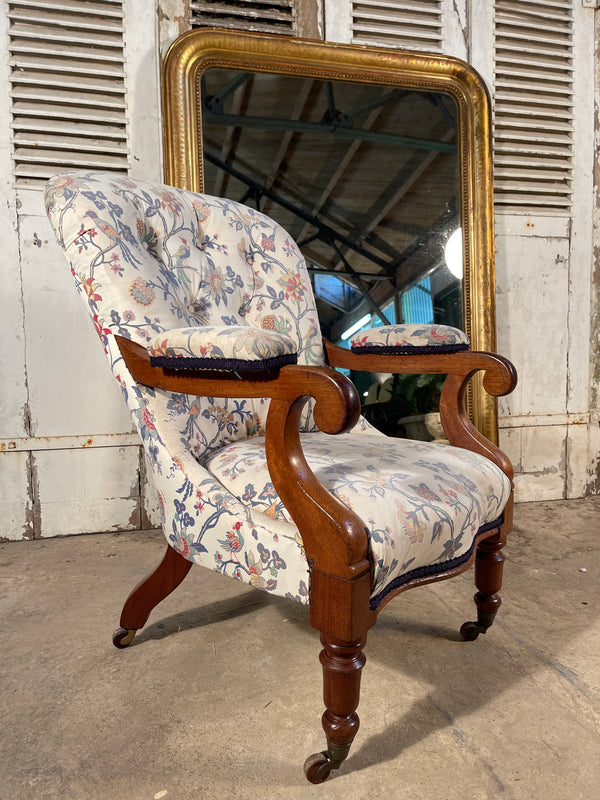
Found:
[351,1,443,51]
[493,0,573,213]
[9,0,129,187]
[190,0,298,34]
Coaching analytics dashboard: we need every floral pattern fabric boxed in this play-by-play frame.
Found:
[351,324,470,353]
[206,433,510,607]
[147,325,297,371]
[44,170,510,609]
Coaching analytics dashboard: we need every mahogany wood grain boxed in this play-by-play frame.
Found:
[319,635,367,761]
[119,543,193,631]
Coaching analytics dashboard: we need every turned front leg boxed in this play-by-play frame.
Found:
[461,534,506,641]
[304,635,367,783]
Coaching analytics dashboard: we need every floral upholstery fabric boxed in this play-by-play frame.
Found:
[45,170,510,609]
[206,433,510,608]
[147,325,297,371]
[351,324,470,353]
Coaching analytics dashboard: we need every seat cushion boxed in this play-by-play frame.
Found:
[205,432,511,608]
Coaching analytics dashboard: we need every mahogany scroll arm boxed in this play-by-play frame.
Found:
[115,334,373,595]
[323,339,517,479]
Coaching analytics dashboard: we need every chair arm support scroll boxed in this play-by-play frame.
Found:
[324,339,517,479]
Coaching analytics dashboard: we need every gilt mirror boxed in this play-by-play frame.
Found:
[162,29,497,441]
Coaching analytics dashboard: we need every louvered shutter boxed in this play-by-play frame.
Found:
[9,0,129,187]
[351,0,443,51]
[493,0,573,213]
[190,0,297,35]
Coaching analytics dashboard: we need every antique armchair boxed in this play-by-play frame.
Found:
[45,171,516,783]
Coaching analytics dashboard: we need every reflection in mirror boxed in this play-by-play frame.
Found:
[201,69,462,438]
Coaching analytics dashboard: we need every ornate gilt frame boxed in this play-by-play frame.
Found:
[161,29,498,442]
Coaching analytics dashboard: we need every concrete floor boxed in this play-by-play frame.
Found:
[1,498,599,800]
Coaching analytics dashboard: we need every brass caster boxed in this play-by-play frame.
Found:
[304,752,332,784]
[112,627,136,649]
[460,621,484,641]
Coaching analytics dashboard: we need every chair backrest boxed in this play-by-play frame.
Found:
[45,171,325,459]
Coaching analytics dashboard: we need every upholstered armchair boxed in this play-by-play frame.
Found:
[45,171,516,783]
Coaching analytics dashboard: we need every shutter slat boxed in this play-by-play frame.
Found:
[496,15,573,40]
[13,117,126,139]
[12,85,127,108]
[494,81,572,98]
[351,9,440,27]
[12,101,125,124]
[495,118,572,133]
[14,132,126,152]
[9,22,123,47]
[495,166,572,180]
[8,9,124,33]
[495,65,572,83]
[495,131,572,145]
[14,148,129,167]
[10,40,122,62]
[11,72,125,93]
[496,93,573,110]
[493,192,572,208]
[495,154,572,169]
[10,54,124,77]
[11,0,122,10]
[9,0,128,186]
[496,43,572,62]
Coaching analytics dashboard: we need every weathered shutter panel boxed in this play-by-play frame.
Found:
[9,0,129,187]
[351,0,443,51]
[493,0,573,213]
[190,0,297,35]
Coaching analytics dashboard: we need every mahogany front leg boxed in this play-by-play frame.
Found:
[304,635,367,783]
[460,534,506,641]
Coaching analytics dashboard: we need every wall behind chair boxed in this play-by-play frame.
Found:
[1,0,598,541]
[0,0,166,540]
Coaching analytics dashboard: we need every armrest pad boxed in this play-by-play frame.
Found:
[147,325,298,371]
[350,324,469,354]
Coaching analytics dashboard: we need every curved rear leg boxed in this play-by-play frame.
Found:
[113,544,193,648]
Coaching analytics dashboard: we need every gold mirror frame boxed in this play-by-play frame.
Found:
[162,28,498,442]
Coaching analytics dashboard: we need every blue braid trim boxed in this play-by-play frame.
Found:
[369,515,504,611]
[149,352,298,372]
[351,343,469,356]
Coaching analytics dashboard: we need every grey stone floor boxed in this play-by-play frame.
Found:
[2,498,599,800]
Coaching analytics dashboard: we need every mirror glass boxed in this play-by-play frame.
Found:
[200,69,462,437]
[201,70,462,334]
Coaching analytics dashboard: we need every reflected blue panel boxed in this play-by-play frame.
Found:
[401,276,433,323]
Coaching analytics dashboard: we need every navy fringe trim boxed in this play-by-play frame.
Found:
[369,515,504,611]
[149,352,298,372]
[351,343,469,356]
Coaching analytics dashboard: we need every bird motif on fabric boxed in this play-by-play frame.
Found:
[86,210,120,243]
[85,210,139,266]
[218,521,244,553]
[172,240,193,293]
